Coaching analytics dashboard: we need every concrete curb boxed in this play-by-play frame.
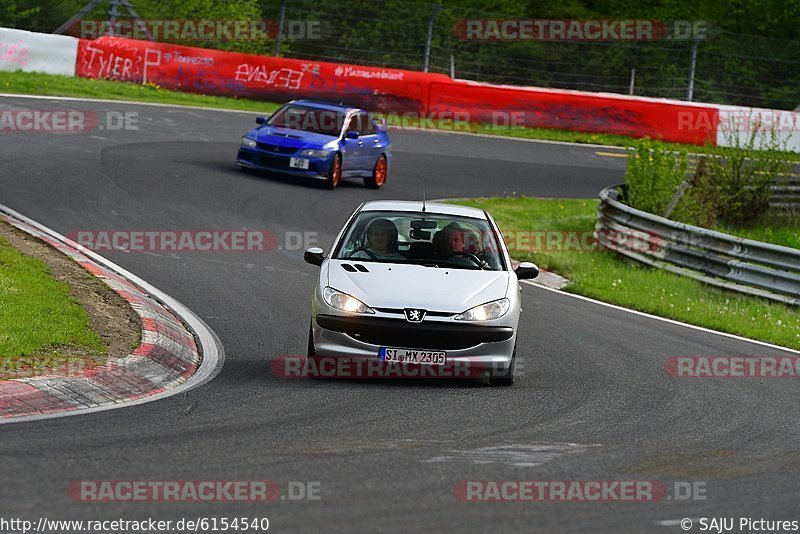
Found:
[509,258,570,290]
[0,205,224,422]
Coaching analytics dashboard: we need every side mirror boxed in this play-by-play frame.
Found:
[515,261,539,280]
[255,116,267,124]
[345,131,359,139]
[304,247,325,267]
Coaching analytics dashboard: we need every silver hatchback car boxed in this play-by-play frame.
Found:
[304,200,538,385]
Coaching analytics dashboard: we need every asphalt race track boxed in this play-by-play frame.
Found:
[1,96,798,533]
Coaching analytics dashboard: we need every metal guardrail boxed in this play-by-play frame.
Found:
[770,175,800,210]
[595,185,800,306]
[683,157,800,211]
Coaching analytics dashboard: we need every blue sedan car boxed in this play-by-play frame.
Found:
[236,100,391,189]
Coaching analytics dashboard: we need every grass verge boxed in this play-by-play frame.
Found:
[720,218,800,250]
[0,233,106,377]
[452,196,800,351]
[3,71,800,160]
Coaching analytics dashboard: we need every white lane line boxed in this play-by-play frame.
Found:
[594,150,629,158]
[0,92,256,115]
[522,280,800,355]
[423,443,599,468]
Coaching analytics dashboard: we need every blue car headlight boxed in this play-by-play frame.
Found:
[241,137,257,148]
[298,149,331,158]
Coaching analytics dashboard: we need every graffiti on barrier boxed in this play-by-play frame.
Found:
[0,40,29,68]
[234,63,304,90]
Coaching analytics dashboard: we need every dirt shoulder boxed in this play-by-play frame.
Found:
[0,220,141,378]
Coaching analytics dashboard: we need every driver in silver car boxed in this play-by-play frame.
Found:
[435,223,489,268]
[350,218,406,261]
[434,222,463,258]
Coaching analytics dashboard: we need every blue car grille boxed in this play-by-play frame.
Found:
[256,142,298,155]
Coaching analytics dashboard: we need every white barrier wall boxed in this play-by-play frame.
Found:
[717,105,800,153]
[0,27,78,76]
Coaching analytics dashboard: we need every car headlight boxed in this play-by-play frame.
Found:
[323,287,375,314]
[241,137,257,148]
[298,149,330,158]
[454,298,510,321]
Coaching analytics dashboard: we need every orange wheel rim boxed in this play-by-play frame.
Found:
[375,157,386,185]
[333,157,341,186]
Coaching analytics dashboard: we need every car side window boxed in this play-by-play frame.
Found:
[357,113,375,136]
[346,114,359,134]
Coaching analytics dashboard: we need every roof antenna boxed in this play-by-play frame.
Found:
[422,176,427,213]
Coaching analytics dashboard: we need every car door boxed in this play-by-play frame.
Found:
[341,113,364,173]
[357,113,382,172]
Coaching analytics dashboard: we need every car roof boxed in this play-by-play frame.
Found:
[289,100,359,113]
[360,200,488,220]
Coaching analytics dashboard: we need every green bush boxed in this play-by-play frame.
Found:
[623,139,688,215]
[625,124,794,229]
[676,121,793,228]
[669,158,718,228]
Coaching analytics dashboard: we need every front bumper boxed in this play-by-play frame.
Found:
[236,147,333,180]
[312,314,516,370]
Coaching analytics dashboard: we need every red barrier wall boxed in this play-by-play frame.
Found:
[428,80,719,145]
[75,36,718,145]
[76,37,449,112]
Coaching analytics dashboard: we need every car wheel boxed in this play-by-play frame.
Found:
[364,155,387,189]
[325,154,342,189]
[489,344,516,386]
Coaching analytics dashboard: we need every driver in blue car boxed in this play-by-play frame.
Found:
[350,218,406,261]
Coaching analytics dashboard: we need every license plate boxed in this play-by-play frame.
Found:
[379,347,447,365]
[289,157,310,169]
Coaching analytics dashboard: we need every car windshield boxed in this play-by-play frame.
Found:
[267,105,346,136]
[334,211,505,270]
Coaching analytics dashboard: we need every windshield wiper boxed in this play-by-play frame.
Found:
[406,258,480,270]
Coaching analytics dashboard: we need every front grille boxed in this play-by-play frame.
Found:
[257,142,298,155]
[317,315,513,350]
[374,308,454,317]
